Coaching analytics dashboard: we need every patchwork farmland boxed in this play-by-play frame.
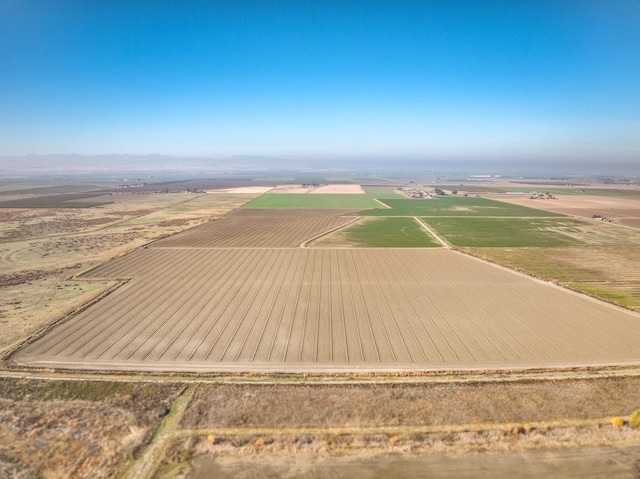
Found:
[14,246,640,371]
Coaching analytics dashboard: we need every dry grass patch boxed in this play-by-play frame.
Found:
[0,378,184,478]
[180,378,640,429]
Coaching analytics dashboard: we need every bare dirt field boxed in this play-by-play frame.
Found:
[12,248,640,371]
[490,193,640,227]
[152,214,357,248]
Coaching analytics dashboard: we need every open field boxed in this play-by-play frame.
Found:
[359,197,563,217]
[153,377,640,477]
[0,190,262,355]
[181,378,640,429]
[0,183,100,195]
[362,186,403,199]
[244,193,379,209]
[3,178,640,478]
[269,184,366,194]
[311,217,440,247]
[468,246,640,312]
[310,184,366,194]
[423,218,586,247]
[13,248,640,371]
[0,192,116,208]
[487,193,640,227]
[152,214,357,248]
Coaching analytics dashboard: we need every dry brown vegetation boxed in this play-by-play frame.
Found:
[0,378,183,478]
[180,378,640,429]
[149,377,640,477]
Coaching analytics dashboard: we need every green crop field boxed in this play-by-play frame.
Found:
[359,197,563,217]
[335,217,440,247]
[243,193,380,209]
[424,217,585,247]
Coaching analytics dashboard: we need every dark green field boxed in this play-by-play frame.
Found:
[338,217,440,247]
[359,197,563,217]
[424,218,585,247]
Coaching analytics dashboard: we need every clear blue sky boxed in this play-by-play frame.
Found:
[1,0,639,164]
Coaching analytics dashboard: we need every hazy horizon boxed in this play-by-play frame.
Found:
[1,1,639,165]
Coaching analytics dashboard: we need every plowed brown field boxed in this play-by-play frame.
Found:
[13,248,640,372]
[152,215,356,248]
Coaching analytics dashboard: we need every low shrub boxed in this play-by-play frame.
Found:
[629,409,640,429]
[611,417,625,428]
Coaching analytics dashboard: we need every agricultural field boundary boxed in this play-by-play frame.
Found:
[414,217,449,248]
[11,248,640,374]
[299,216,362,247]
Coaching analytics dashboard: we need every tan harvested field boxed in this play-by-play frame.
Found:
[492,194,640,227]
[152,215,357,248]
[309,184,366,194]
[13,248,640,371]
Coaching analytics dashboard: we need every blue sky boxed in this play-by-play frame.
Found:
[1,0,639,164]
